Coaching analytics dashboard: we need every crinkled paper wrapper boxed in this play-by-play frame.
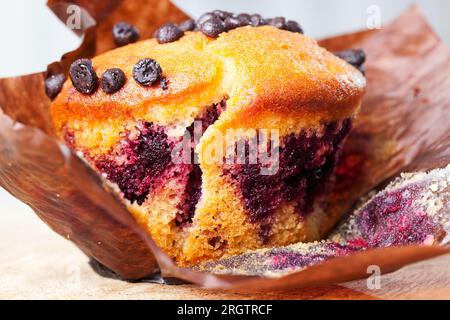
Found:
[0,1,449,291]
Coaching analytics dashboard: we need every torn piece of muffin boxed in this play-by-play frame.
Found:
[199,165,450,277]
[50,11,366,266]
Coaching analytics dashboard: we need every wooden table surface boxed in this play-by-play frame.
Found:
[1,200,449,300]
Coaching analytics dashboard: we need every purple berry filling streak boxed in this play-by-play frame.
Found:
[94,101,226,226]
[96,123,173,205]
[356,184,437,248]
[224,119,353,223]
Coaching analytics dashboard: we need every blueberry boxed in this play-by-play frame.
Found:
[133,58,162,86]
[200,17,226,38]
[45,73,65,100]
[100,68,126,94]
[69,59,98,94]
[113,22,140,47]
[178,19,196,32]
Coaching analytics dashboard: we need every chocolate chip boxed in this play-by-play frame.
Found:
[69,59,98,94]
[335,49,366,68]
[200,17,226,38]
[286,20,303,33]
[133,58,162,86]
[236,13,251,26]
[212,10,233,20]
[270,17,287,30]
[155,23,184,44]
[45,73,65,100]
[250,14,267,27]
[113,22,140,47]
[100,68,126,94]
[160,77,169,90]
[224,16,240,31]
[178,19,196,32]
[197,12,216,26]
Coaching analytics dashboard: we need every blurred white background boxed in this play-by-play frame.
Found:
[0,0,449,208]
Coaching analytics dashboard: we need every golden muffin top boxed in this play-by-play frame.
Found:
[51,26,366,152]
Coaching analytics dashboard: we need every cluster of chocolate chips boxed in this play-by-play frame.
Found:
[335,49,367,75]
[151,11,303,44]
[45,12,304,99]
[195,11,303,38]
[45,57,165,99]
[53,57,163,96]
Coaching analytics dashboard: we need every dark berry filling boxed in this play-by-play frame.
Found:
[356,184,438,247]
[96,123,173,205]
[224,119,353,226]
[94,101,226,226]
[176,100,227,225]
[176,164,202,225]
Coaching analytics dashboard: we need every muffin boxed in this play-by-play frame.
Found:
[49,12,366,266]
